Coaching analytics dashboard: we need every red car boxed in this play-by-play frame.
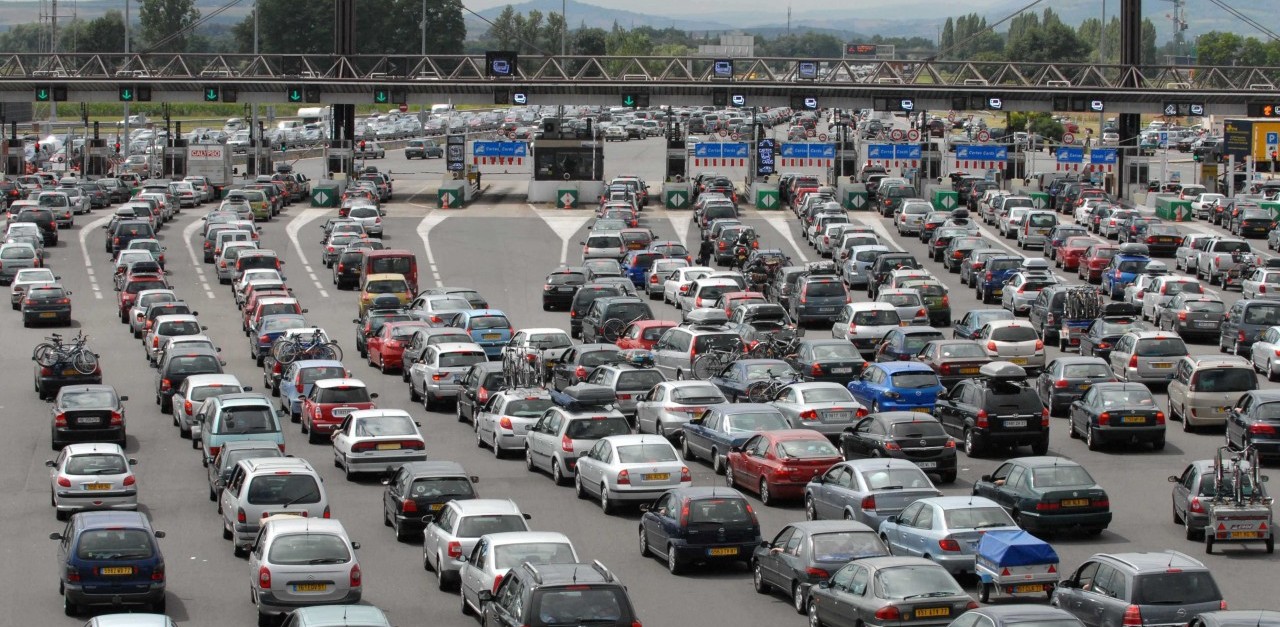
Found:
[117,273,169,322]
[725,429,843,506]
[715,291,767,317]
[301,378,378,444]
[244,296,304,334]
[1055,236,1099,271]
[1077,244,1118,283]
[615,320,676,351]
[367,321,432,374]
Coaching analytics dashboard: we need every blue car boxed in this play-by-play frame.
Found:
[847,361,944,412]
[54,510,167,615]
[451,308,512,359]
[680,403,790,473]
[1100,250,1152,299]
[976,256,1024,304]
[707,358,796,402]
[875,327,944,362]
[278,359,348,419]
[621,250,664,288]
[249,313,309,365]
[638,486,762,574]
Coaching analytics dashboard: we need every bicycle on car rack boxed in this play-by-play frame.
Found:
[600,314,647,343]
[503,345,545,389]
[692,347,741,380]
[746,369,805,403]
[32,331,99,374]
[272,330,342,364]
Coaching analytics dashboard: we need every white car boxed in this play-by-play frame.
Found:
[1000,207,1030,238]
[172,373,244,438]
[833,302,903,356]
[1141,276,1205,320]
[1175,234,1215,273]
[458,531,579,617]
[572,434,691,513]
[422,499,532,591]
[976,320,1046,373]
[1191,193,1225,219]
[1241,268,1280,301]
[1249,326,1280,380]
[331,409,427,479]
[475,390,555,457]
[48,443,138,521]
[9,267,58,310]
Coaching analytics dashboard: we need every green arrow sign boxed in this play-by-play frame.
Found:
[205,88,218,102]
[288,89,302,103]
[375,90,388,103]
[622,95,635,107]
[120,88,133,102]
[36,88,49,101]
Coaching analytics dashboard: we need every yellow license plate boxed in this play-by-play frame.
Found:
[1151,362,1172,369]
[643,473,670,481]
[100,566,133,575]
[1230,531,1260,539]
[1080,384,1091,390]
[430,503,444,511]
[40,312,57,318]
[482,334,501,340]
[913,408,931,413]
[1014,584,1045,593]
[294,583,328,592]
[1010,358,1028,365]
[376,442,401,450]
[86,483,112,491]
[1219,406,1231,413]
[62,368,79,376]
[915,607,951,618]
[708,547,739,556]
[1061,498,1089,507]
[1122,416,1146,423]
[960,367,980,375]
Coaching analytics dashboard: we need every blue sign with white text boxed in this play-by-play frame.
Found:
[1089,148,1117,165]
[781,143,836,159]
[472,141,528,157]
[867,144,894,160]
[955,145,1007,161]
[694,142,750,158]
[895,144,922,160]
[1056,147,1084,163]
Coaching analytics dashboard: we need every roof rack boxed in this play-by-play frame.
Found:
[590,560,616,582]
[549,383,616,410]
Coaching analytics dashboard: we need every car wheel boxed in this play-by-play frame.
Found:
[1086,426,1103,451]
[1186,517,1201,540]
[436,553,451,591]
[525,447,536,472]
[680,435,696,461]
[63,594,78,617]
[551,460,567,486]
[805,495,818,521]
[963,428,983,457]
[724,464,736,488]
[1152,435,1166,451]
[600,484,616,514]
[711,448,723,474]
[759,479,773,506]
[793,582,807,614]
[667,545,682,575]
[808,600,823,627]
[752,562,771,593]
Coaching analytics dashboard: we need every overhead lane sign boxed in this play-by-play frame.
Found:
[1056,146,1084,172]
[866,143,923,168]
[954,145,1008,171]
[471,140,528,166]
[1088,148,1117,173]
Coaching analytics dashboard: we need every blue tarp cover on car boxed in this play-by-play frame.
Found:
[976,530,1058,567]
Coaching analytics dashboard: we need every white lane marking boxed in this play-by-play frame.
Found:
[181,217,216,299]
[530,205,594,264]
[405,179,441,209]
[763,216,811,263]
[79,214,115,299]
[285,209,330,296]
[666,211,692,249]
[850,215,904,252]
[417,211,448,288]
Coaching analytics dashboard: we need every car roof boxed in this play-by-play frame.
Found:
[220,439,282,452]
[73,510,151,530]
[399,460,470,477]
[209,392,273,406]
[1009,456,1081,468]
[286,605,390,626]
[1096,550,1207,572]
[61,442,127,456]
[91,614,175,627]
[481,531,574,548]
[450,498,524,515]
[57,384,119,396]
[313,378,367,389]
[264,517,346,536]
[184,374,242,386]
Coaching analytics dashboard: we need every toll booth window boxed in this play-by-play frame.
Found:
[534,147,604,181]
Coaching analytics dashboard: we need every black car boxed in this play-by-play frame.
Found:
[542,267,587,310]
[1078,315,1145,360]
[1224,390,1280,460]
[455,362,507,424]
[933,362,1049,457]
[580,296,653,344]
[839,412,957,483]
[14,208,58,245]
[1026,285,1071,345]
[21,284,72,327]
[353,307,415,357]
[331,245,369,290]
[154,347,224,413]
[784,339,866,383]
[77,182,109,208]
[868,254,921,298]
[477,561,640,627]
[638,486,762,574]
[108,219,156,255]
[752,520,890,614]
[50,384,127,449]
[1067,382,1166,451]
[35,346,103,401]
[1233,209,1274,239]
[971,456,1112,535]
[569,283,627,338]
[549,344,623,391]
[1142,224,1185,257]
[381,461,478,541]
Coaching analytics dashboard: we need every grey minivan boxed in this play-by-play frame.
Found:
[790,275,849,324]
[1219,299,1280,356]
[1052,551,1225,627]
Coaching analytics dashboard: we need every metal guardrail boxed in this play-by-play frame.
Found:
[1,53,1278,96]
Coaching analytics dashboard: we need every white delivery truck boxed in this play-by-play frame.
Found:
[185,144,234,200]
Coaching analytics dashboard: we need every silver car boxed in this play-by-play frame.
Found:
[346,204,384,238]
[249,517,361,622]
[634,380,727,439]
[9,267,58,309]
[768,382,865,439]
[1000,272,1058,316]
[172,374,244,438]
[408,342,488,410]
[1107,330,1188,384]
[573,434,692,512]
[421,499,531,591]
[581,231,626,260]
[804,458,942,528]
[876,288,930,326]
[832,302,902,356]
[583,364,669,418]
[894,201,932,236]
[474,389,554,458]
[646,259,690,299]
[978,320,1047,373]
[458,531,579,617]
[47,443,138,520]
[841,245,891,289]
[143,314,204,364]
[876,495,1019,576]
[0,242,39,284]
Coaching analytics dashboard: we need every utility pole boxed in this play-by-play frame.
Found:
[1116,0,1142,200]
[122,0,130,154]
[561,0,567,56]
[50,0,59,123]
[421,0,427,56]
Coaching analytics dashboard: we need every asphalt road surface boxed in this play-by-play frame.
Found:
[4,135,1275,627]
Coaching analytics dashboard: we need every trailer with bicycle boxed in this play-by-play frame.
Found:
[1057,286,1106,351]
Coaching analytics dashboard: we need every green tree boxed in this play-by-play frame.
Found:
[574,27,607,56]
[1142,18,1158,63]
[1193,31,1242,65]
[941,18,954,55]
[1006,10,1089,63]
[138,0,200,52]
[0,22,46,53]
[77,11,126,52]
[1028,113,1064,141]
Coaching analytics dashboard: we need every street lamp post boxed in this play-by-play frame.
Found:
[561,0,567,56]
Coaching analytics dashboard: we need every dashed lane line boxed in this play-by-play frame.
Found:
[181,217,217,299]
[763,216,811,263]
[79,214,115,300]
[285,209,330,299]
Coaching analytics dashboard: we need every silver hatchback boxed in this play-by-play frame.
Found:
[421,499,531,591]
[1108,330,1189,384]
[408,342,489,410]
[634,380,727,439]
[249,517,361,622]
[48,443,138,520]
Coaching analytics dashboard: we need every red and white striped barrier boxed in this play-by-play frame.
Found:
[953,160,1006,170]
[1087,163,1114,173]
[869,159,920,169]
[779,158,834,168]
[691,158,747,167]
[1056,162,1082,171]
[472,156,525,165]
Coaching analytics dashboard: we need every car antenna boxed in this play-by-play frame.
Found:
[572,565,579,584]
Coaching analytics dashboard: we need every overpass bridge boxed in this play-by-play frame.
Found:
[1,53,1278,114]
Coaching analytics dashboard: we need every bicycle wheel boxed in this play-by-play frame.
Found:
[72,349,98,375]
[322,342,343,362]
[692,353,722,380]
[747,381,774,403]
[273,340,300,364]
[34,343,58,367]
[601,319,626,343]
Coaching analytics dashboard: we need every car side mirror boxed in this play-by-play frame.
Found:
[1059,580,1077,589]
[45,460,56,468]
[49,532,62,541]
[128,458,138,465]
[119,395,129,402]
[352,319,360,324]
[351,542,360,550]
[730,445,743,453]
[154,531,166,539]
[380,477,391,485]
[980,474,994,482]
[478,590,494,602]
[420,514,435,524]
[369,392,380,400]
[190,425,202,441]
[886,515,898,524]
[1167,475,1180,483]
[522,513,532,520]
[817,580,830,589]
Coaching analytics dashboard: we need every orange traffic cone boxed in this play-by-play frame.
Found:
[441,193,451,209]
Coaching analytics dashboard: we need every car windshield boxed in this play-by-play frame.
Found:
[65,453,128,475]
[409,476,475,498]
[810,531,888,562]
[1134,338,1187,357]
[457,514,527,537]
[168,355,220,374]
[880,293,921,307]
[1030,465,1095,487]
[1132,572,1222,605]
[354,415,417,437]
[1063,363,1111,378]
[565,417,631,439]
[76,529,154,560]
[943,506,1016,529]
[991,326,1038,342]
[888,421,947,438]
[217,406,278,433]
[853,310,900,326]
[671,385,724,403]
[688,497,753,523]
[59,390,117,408]
[441,352,487,368]
[493,542,577,570]
[246,474,320,505]
[616,443,679,463]
[876,565,967,598]
[777,439,840,458]
[1191,368,1257,392]
[469,315,509,330]
[268,533,350,565]
[616,370,665,391]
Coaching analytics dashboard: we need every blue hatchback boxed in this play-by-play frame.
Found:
[278,359,348,419]
[54,510,167,616]
[621,250,664,288]
[846,362,944,412]
[976,256,1024,304]
[1100,251,1151,299]
[451,309,512,359]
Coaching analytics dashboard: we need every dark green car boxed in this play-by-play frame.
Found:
[971,456,1112,535]
[900,279,951,326]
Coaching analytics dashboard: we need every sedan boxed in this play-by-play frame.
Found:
[951,605,1085,627]
[458,532,579,617]
[769,382,867,439]
[574,434,692,513]
[709,359,796,402]
[1055,236,1099,271]
[1078,315,1146,360]
[1035,356,1114,416]
[47,443,138,520]
[804,458,942,527]
[971,456,1112,535]
[9,267,58,310]
[877,496,1019,576]
[839,412,957,483]
[806,557,977,627]
[51,384,127,449]
[784,339,867,384]
[330,409,427,479]
[680,404,791,474]
[634,381,726,440]
[21,283,72,326]
[915,339,992,389]
[727,429,843,506]
[752,521,891,615]
[1067,382,1166,451]
[662,266,714,304]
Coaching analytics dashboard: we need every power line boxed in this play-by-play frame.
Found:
[458,1,556,57]
[1203,0,1279,42]
[140,0,245,54]
[931,0,1048,60]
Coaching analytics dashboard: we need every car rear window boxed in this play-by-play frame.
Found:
[810,531,888,562]
[159,320,201,336]
[191,384,242,402]
[880,293,921,307]
[616,370,665,391]
[216,406,278,433]
[1027,213,1057,227]
[246,474,320,504]
[1134,338,1187,357]
[671,385,724,404]
[1063,363,1111,378]
[1030,465,1095,488]
[317,386,371,404]
[805,281,846,298]
[494,542,577,570]
[409,476,475,498]
[1133,572,1222,605]
[65,453,128,475]
[268,533,350,565]
[688,497,753,523]
[890,372,940,389]
[469,315,509,330]
[369,256,413,276]
[565,416,631,439]
[76,529,154,560]
[988,259,1022,271]
[587,235,622,248]
[548,272,586,286]
[366,280,407,294]
[1190,368,1258,392]
[168,355,221,374]
[457,514,527,537]
[504,399,554,417]
[888,421,947,438]
[60,390,117,407]
[876,565,967,598]
[777,439,840,459]
[853,309,900,326]
[531,588,629,626]
[693,333,742,353]
[860,467,933,490]
[942,506,1015,529]
[616,443,678,463]
[991,326,1038,342]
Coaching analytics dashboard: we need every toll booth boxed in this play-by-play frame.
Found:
[84,138,109,177]
[528,124,605,202]
[325,142,353,179]
[666,122,686,181]
[246,140,274,177]
[3,139,23,176]
[164,139,188,178]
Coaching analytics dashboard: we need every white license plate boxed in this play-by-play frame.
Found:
[78,417,102,425]
[1195,321,1215,327]
[824,412,852,422]
[832,367,852,374]
[1004,420,1027,428]
[558,287,573,292]
[916,461,937,469]
[818,308,835,313]
[331,408,354,417]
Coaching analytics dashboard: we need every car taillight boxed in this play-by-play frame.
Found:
[57,476,72,487]
[1250,423,1278,436]
[805,567,830,578]
[1034,340,1044,351]
[123,474,136,487]
[447,541,463,559]
[1128,355,1138,368]
[65,565,80,583]
[54,412,67,427]
[1122,605,1142,627]
[110,411,123,426]
[1099,411,1111,425]
[976,409,989,429]
[499,416,514,430]
[938,537,961,552]
[985,271,993,280]
[349,564,362,587]
[874,606,901,621]
[161,378,171,391]
[986,341,997,352]
[258,566,272,589]
[799,409,818,421]
[237,507,247,523]
[401,498,418,513]
[477,387,490,403]
[561,435,574,452]
[860,495,876,511]
[491,572,504,593]
[617,469,631,485]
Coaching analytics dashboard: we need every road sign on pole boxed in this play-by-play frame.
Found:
[890,129,905,142]
[907,129,920,141]
[1062,132,1076,144]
